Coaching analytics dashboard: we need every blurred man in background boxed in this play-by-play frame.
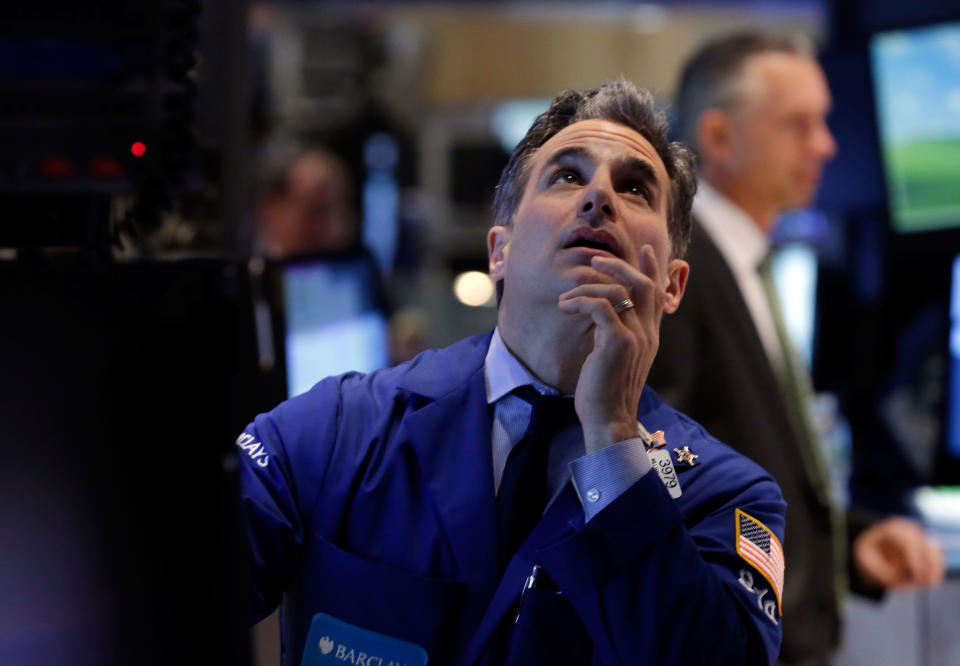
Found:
[650,29,945,666]
[254,141,355,258]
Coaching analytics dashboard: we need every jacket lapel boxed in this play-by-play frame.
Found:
[395,333,587,662]
[461,483,582,665]
[692,220,784,398]
[399,334,500,586]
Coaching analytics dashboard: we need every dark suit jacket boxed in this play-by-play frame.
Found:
[649,219,861,665]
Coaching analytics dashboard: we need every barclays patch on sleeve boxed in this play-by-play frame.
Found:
[301,613,428,666]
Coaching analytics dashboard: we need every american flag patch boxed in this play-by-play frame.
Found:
[736,509,784,614]
[650,430,666,447]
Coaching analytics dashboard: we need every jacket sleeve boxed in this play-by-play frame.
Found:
[234,379,343,622]
[535,449,786,665]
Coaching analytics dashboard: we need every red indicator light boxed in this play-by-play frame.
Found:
[38,156,74,179]
[130,142,146,157]
[89,156,124,179]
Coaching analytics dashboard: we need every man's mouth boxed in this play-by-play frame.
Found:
[563,229,622,258]
[568,239,616,253]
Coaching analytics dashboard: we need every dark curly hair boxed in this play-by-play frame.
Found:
[492,79,697,259]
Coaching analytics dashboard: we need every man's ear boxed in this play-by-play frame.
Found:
[696,108,734,165]
[662,258,689,314]
[487,225,511,281]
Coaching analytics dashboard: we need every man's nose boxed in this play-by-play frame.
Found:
[814,119,837,162]
[578,178,615,225]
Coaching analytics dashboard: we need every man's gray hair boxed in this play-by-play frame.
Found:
[673,30,815,150]
[492,79,697,259]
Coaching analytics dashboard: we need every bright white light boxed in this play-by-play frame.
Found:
[490,99,550,153]
[771,243,817,367]
[453,271,495,307]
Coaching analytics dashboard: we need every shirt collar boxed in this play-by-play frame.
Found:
[693,180,770,271]
[485,327,557,404]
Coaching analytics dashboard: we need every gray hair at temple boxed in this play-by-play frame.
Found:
[672,30,815,150]
[492,79,697,260]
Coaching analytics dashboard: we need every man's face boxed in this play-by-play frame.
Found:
[259,153,352,257]
[724,52,837,215]
[488,119,687,314]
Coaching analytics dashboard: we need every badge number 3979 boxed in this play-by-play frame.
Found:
[647,448,682,498]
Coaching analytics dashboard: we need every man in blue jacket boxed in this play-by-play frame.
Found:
[238,79,787,665]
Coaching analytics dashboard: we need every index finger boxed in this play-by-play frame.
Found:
[590,242,659,281]
[590,246,664,311]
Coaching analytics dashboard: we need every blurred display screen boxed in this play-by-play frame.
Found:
[281,255,389,398]
[871,22,960,233]
[914,251,960,570]
[949,253,960,458]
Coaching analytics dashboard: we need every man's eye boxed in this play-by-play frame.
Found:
[786,116,813,135]
[551,170,580,185]
[626,183,649,200]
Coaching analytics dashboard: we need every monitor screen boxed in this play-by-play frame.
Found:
[871,21,960,233]
[948,253,960,458]
[280,254,390,398]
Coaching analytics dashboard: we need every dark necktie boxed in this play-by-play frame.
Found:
[757,251,846,613]
[497,387,577,567]
[757,252,830,498]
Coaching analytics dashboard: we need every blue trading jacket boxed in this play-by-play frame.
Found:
[238,332,787,665]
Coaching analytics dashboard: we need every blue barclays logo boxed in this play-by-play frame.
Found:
[302,612,428,666]
[316,635,409,666]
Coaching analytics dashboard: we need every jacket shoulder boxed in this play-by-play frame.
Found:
[642,388,785,508]
[268,331,492,427]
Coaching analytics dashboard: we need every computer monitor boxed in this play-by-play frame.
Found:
[271,251,390,398]
[910,253,960,563]
[870,21,960,233]
[948,253,960,458]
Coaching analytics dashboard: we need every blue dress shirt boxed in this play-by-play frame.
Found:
[484,328,652,522]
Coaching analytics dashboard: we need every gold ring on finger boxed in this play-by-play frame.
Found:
[614,298,635,314]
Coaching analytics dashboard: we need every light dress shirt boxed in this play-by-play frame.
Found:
[484,327,652,522]
[693,181,783,367]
